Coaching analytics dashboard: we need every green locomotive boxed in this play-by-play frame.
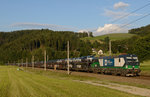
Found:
[91,54,141,76]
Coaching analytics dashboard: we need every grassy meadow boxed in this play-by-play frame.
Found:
[141,60,150,76]
[81,33,135,42]
[0,66,139,97]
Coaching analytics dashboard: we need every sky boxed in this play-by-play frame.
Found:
[0,0,150,36]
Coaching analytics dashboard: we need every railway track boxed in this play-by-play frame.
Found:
[133,75,150,80]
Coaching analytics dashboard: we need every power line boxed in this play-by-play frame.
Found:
[111,13,150,33]
[111,2,150,23]
[120,13,150,28]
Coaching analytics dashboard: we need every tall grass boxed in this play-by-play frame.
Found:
[0,66,138,97]
[141,60,150,76]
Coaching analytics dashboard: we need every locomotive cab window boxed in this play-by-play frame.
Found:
[126,57,139,65]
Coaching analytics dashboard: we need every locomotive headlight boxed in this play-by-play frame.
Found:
[133,66,135,68]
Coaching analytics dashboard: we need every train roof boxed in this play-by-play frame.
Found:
[100,54,137,59]
[118,54,137,57]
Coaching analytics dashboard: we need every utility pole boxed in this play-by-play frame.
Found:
[47,55,49,62]
[44,50,46,71]
[14,61,15,66]
[26,58,28,68]
[32,55,34,69]
[67,41,70,75]
[109,40,111,56]
[8,61,9,65]
[21,59,23,67]
[18,60,19,67]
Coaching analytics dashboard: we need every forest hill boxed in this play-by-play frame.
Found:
[0,29,94,63]
[0,24,150,64]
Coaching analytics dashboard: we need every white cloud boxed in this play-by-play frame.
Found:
[103,2,139,21]
[78,24,128,36]
[77,24,128,36]
[94,24,128,36]
[114,2,129,9]
[78,28,97,33]
[78,30,89,33]
[10,23,78,31]
[104,9,128,20]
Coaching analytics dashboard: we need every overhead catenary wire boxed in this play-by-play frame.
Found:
[110,13,150,33]
[111,2,150,23]
[120,13,150,28]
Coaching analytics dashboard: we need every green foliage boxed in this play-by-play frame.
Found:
[0,62,4,65]
[132,34,150,62]
[0,29,91,63]
[89,32,93,37]
[129,24,150,36]
[104,36,110,43]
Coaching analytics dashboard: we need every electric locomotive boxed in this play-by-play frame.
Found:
[91,54,141,76]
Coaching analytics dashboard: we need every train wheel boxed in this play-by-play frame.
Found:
[121,73,126,76]
[93,70,98,74]
[136,73,140,76]
[112,71,117,76]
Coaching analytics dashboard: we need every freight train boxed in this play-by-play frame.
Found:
[16,54,141,76]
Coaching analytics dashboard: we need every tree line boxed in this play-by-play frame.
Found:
[0,29,94,64]
[0,24,149,64]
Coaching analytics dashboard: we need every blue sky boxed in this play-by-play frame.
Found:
[0,0,150,35]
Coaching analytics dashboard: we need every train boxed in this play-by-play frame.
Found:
[17,54,141,76]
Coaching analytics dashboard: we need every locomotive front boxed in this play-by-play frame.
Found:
[124,54,141,76]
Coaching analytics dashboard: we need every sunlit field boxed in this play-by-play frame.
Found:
[0,66,138,97]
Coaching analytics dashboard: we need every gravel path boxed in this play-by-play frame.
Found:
[74,80,150,97]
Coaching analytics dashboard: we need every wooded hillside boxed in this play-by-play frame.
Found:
[0,24,150,64]
[0,29,93,63]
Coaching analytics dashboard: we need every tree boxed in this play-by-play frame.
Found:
[132,34,150,62]
[89,32,93,37]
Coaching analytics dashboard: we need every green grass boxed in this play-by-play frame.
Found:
[141,60,150,76]
[27,67,150,89]
[0,66,139,97]
[81,33,135,42]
